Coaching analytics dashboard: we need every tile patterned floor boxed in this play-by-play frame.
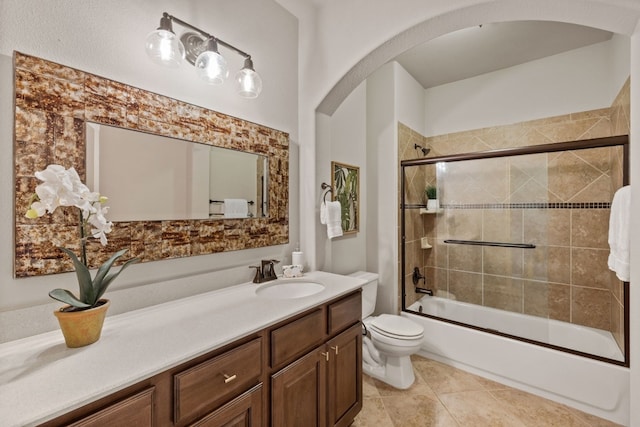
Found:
[352,355,622,427]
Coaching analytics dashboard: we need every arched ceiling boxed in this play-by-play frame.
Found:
[394,21,612,89]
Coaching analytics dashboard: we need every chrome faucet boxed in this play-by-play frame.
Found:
[249,259,280,283]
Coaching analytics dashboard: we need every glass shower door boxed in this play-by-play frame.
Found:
[401,139,628,364]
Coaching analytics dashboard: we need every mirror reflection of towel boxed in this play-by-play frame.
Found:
[224,199,248,218]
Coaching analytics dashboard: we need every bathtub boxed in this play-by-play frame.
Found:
[405,296,630,425]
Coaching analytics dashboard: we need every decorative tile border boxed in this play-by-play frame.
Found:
[13,52,289,277]
[440,202,612,209]
[403,202,612,210]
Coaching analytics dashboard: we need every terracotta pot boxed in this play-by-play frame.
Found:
[53,299,110,348]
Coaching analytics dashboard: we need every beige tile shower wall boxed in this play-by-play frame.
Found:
[398,79,629,346]
[14,52,289,278]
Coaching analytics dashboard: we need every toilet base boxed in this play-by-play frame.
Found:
[363,354,416,389]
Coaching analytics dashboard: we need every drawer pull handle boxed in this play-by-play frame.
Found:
[321,351,329,362]
[223,374,237,384]
[331,345,339,355]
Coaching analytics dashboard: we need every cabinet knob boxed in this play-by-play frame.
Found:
[223,373,237,384]
[320,351,329,362]
[331,345,339,355]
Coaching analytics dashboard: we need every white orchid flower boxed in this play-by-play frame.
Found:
[26,164,115,248]
[26,164,139,311]
[31,165,92,213]
[87,203,113,245]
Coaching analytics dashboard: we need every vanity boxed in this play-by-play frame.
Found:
[0,271,365,427]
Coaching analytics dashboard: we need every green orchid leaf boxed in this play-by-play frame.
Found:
[58,247,95,305]
[84,248,128,306]
[94,256,140,302]
[92,248,128,286]
[49,288,91,309]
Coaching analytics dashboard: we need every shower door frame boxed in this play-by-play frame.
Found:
[400,135,630,366]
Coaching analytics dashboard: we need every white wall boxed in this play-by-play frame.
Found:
[0,0,298,341]
[319,82,367,274]
[395,63,427,135]
[366,63,396,313]
[364,61,425,315]
[424,34,631,136]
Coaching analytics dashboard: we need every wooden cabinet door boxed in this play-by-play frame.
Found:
[67,387,155,427]
[271,347,327,427]
[326,323,362,427]
[190,384,263,427]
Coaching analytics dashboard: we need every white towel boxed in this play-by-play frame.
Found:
[224,199,248,218]
[321,200,343,239]
[320,201,328,224]
[608,185,630,282]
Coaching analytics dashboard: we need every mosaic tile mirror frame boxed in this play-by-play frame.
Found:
[13,52,289,278]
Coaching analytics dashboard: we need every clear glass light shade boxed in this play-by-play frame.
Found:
[235,68,263,98]
[145,29,185,68]
[195,51,229,85]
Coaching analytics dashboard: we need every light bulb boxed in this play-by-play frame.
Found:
[145,17,184,68]
[235,58,262,98]
[195,38,228,85]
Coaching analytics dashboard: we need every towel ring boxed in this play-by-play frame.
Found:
[321,182,333,203]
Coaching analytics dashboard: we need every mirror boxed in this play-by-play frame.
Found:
[13,52,289,278]
[86,123,269,221]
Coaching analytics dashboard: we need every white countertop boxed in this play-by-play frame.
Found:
[0,271,365,427]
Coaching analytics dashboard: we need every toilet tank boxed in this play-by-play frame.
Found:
[348,271,379,318]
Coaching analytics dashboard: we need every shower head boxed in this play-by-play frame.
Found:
[414,143,431,156]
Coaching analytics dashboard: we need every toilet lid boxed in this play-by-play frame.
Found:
[369,314,424,339]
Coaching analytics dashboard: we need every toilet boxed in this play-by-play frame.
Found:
[349,271,424,389]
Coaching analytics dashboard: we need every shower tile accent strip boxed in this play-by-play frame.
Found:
[440,202,612,209]
[13,52,289,278]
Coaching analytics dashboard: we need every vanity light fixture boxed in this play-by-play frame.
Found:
[145,12,263,98]
[145,14,185,68]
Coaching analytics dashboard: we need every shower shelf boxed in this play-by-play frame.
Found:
[420,237,432,249]
[419,208,443,214]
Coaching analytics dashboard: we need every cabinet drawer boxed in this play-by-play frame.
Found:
[174,338,262,425]
[190,383,263,427]
[271,309,324,368]
[327,291,361,336]
[68,387,154,427]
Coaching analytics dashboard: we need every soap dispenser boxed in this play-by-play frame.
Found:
[291,242,304,267]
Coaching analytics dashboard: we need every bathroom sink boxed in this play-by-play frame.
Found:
[255,280,325,299]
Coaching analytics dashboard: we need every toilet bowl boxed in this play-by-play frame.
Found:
[349,272,424,389]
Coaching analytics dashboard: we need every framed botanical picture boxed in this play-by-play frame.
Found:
[331,161,359,234]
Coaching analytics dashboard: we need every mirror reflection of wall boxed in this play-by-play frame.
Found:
[86,123,268,221]
[209,148,268,218]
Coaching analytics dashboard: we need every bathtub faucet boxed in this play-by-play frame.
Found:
[415,287,434,296]
[412,267,426,285]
